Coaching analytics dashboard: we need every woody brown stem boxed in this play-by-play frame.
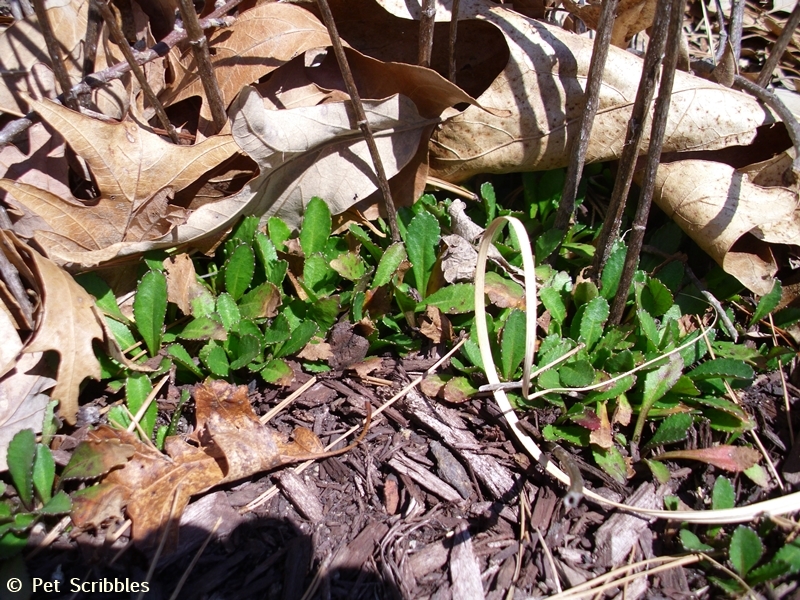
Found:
[177,0,228,133]
[31,0,79,111]
[315,0,401,243]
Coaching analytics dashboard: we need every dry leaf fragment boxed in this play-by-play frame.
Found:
[8,233,106,424]
[561,0,658,48]
[656,445,761,472]
[419,305,453,343]
[589,401,614,449]
[651,160,800,294]
[164,253,212,316]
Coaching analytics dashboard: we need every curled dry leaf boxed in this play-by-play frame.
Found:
[651,160,800,295]
[163,2,332,130]
[0,97,238,267]
[656,445,762,472]
[374,0,777,181]
[71,380,332,549]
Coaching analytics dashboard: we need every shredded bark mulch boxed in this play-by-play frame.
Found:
[22,352,800,600]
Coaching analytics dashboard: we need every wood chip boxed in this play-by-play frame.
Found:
[276,470,325,523]
[594,483,662,567]
[388,453,463,502]
[450,523,485,600]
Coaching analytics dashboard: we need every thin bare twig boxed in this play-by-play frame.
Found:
[756,1,800,87]
[96,0,180,143]
[177,0,228,132]
[591,0,673,280]
[0,0,243,147]
[609,0,684,325]
[448,0,461,82]
[315,0,401,243]
[79,0,103,108]
[0,236,34,329]
[418,0,436,68]
[729,0,745,68]
[31,0,80,111]
[552,0,620,235]
[714,0,729,63]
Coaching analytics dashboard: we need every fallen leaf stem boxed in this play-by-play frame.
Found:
[591,0,673,281]
[315,0,401,243]
[553,0,620,235]
[728,0,745,69]
[96,0,180,144]
[31,0,80,111]
[756,0,800,87]
[609,0,684,325]
[79,0,102,108]
[0,233,34,329]
[0,0,243,147]
[177,0,228,133]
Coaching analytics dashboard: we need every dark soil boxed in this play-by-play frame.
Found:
[19,353,800,600]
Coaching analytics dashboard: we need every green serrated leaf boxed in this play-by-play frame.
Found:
[303,255,339,297]
[585,375,636,403]
[730,526,763,577]
[579,296,609,350]
[217,293,241,331]
[261,358,294,385]
[540,287,567,324]
[225,243,256,301]
[592,445,628,484]
[229,334,262,370]
[644,459,672,484]
[268,216,291,251]
[239,282,281,320]
[404,211,440,298]
[373,243,407,288]
[601,242,627,300]
[32,444,55,504]
[133,270,168,356]
[500,309,527,380]
[200,341,230,377]
[264,313,291,345]
[229,215,259,244]
[330,251,366,282]
[535,229,563,262]
[75,272,127,322]
[633,354,684,442]
[637,309,660,351]
[679,529,714,552]
[275,320,318,359]
[166,344,204,378]
[173,315,227,341]
[689,358,754,382]
[255,232,288,286]
[558,360,595,387]
[542,425,589,446]
[644,412,693,449]
[481,182,497,225]
[40,400,58,447]
[774,541,800,573]
[7,430,35,509]
[746,558,790,585]
[750,279,782,326]
[712,476,735,510]
[39,490,71,515]
[61,440,134,480]
[422,284,475,314]
[300,197,331,256]
[126,373,155,438]
[641,278,673,317]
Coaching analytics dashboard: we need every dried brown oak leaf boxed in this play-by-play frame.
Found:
[1,232,104,425]
[72,380,331,549]
[373,0,776,181]
[163,2,332,131]
[0,97,238,268]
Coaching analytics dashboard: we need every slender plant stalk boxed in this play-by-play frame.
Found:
[609,0,684,325]
[80,0,103,108]
[756,1,800,87]
[0,235,34,329]
[552,0,620,235]
[419,0,436,68]
[0,0,243,147]
[729,0,744,68]
[96,0,180,143]
[448,0,461,82]
[315,0,401,243]
[31,0,80,111]
[177,0,228,132]
[591,0,673,280]
[713,0,728,62]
